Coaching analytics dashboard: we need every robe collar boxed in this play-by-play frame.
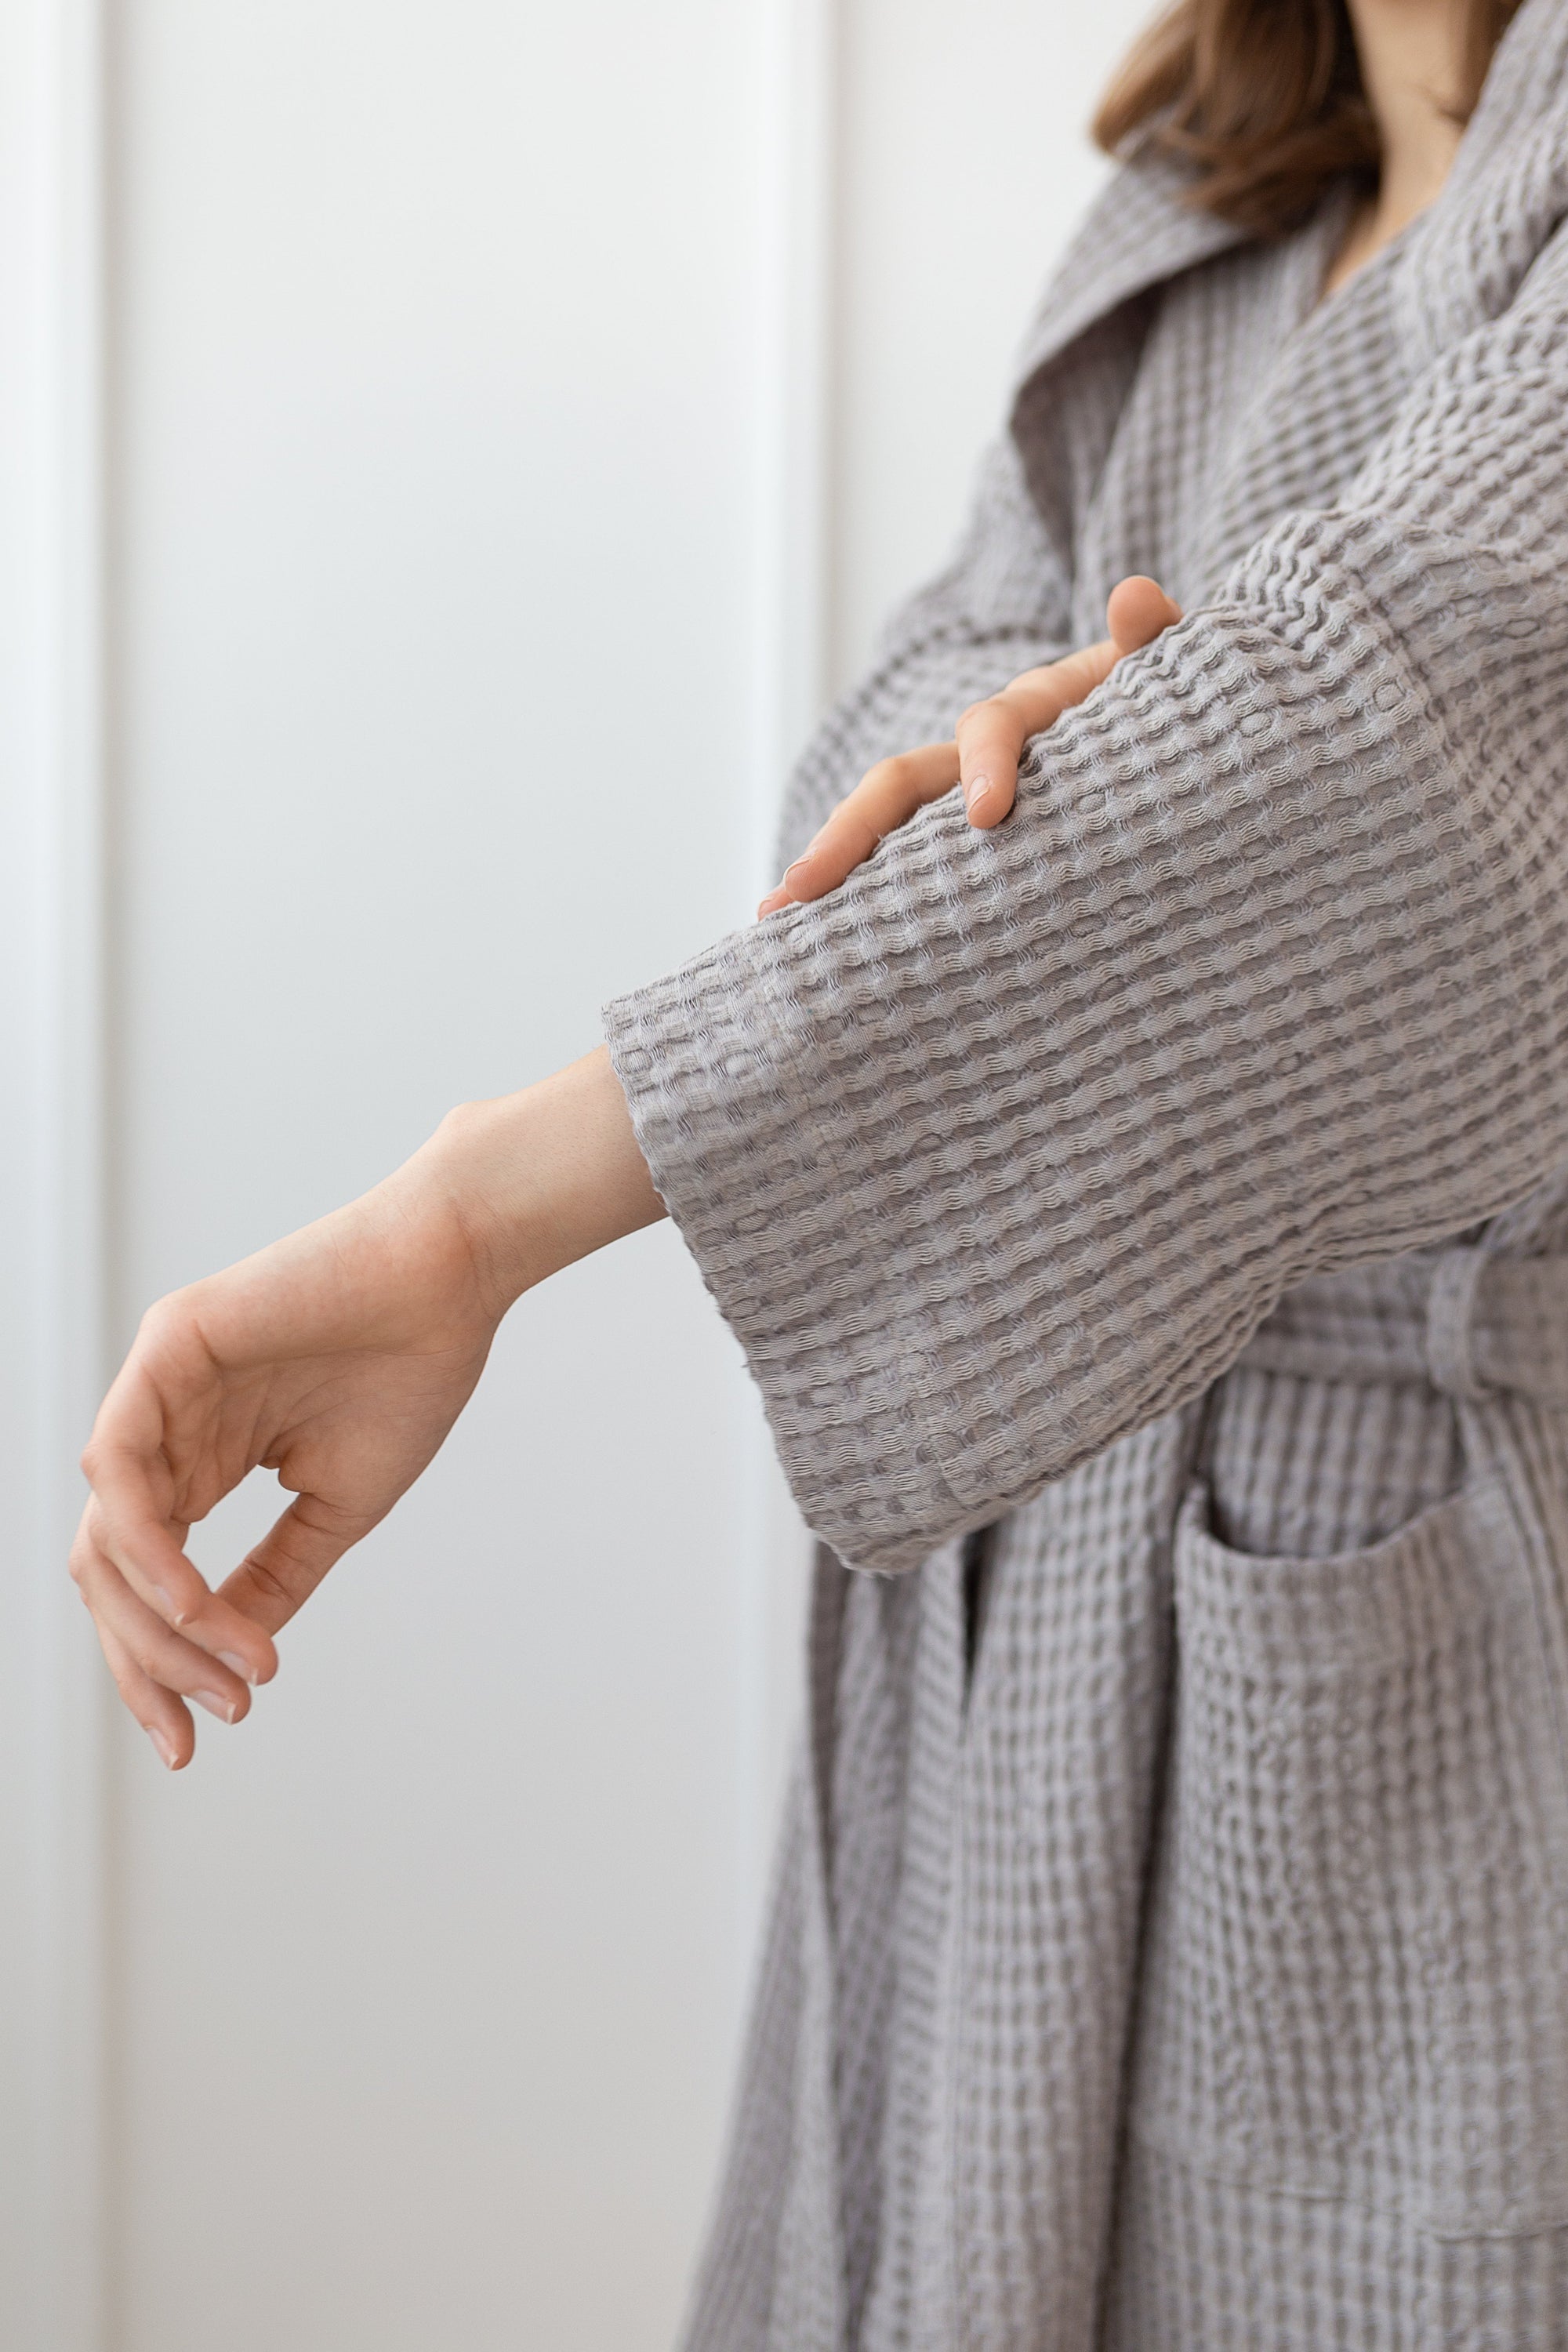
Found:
[1008,0,1568,416]
[1009,154,1247,399]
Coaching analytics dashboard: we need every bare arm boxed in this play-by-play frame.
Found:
[74,583,1181,1767]
[72,1049,662,1769]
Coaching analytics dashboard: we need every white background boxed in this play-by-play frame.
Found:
[2,1,1149,2344]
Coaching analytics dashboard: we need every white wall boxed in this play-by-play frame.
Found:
[105,5,775,2348]
[2,2,1152,2347]
[832,0,1149,685]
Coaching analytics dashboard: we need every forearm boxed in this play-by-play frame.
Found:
[427,1046,666,1316]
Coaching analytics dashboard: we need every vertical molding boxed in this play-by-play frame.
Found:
[736,0,838,1953]
[749,0,838,855]
[0,0,111,2343]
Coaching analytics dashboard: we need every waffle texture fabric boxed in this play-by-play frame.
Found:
[602,1,1568,2340]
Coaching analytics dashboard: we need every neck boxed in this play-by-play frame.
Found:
[1323,0,1468,293]
[1348,0,1468,229]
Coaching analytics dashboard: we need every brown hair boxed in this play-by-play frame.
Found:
[1093,0,1523,235]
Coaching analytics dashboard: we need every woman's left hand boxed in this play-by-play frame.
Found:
[757,574,1181,917]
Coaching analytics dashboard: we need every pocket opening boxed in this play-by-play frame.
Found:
[1127,1473,1568,2238]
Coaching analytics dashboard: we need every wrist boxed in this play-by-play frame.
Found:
[419,1095,550,1315]
[420,1048,665,1316]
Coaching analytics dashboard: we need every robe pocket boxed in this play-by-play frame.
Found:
[1133,1474,1568,2236]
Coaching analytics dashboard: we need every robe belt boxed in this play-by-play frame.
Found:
[1231,1246,1568,1406]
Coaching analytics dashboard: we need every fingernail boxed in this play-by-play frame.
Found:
[218,1650,258,1684]
[191,1688,240,1725]
[147,1724,180,1770]
[964,775,993,813]
[782,859,809,884]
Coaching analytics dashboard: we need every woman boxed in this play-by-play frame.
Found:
[73,0,1568,2339]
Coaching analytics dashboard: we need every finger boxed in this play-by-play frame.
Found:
[760,743,957,912]
[80,1355,276,1676]
[956,641,1123,829]
[216,1490,371,1637]
[757,743,960,914]
[955,584,1185,836]
[99,1622,198,1771]
[74,1531,253,1726]
[79,1411,212,1624]
[1105,574,1182,654]
[81,1475,278,1686]
[953,693,1029,828]
[71,1521,201,1769]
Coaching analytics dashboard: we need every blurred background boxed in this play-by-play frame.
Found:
[2,1,1148,2344]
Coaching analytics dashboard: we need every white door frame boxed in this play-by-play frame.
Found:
[737,0,839,1953]
[0,0,109,2343]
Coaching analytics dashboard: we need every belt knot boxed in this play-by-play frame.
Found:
[1422,1244,1494,1400]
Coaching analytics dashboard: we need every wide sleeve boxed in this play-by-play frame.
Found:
[604,226,1568,1576]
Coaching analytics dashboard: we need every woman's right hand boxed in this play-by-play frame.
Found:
[70,1134,507,1768]
[757,574,1181,916]
[71,1050,664,1769]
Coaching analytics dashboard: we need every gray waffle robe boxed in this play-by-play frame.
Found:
[603,0,1568,2339]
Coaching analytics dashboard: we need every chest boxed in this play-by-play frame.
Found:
[1068,209,1419,638]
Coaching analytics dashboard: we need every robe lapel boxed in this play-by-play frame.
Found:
[1011,154,1247,397]
[1007,157,1250,554]
[1008,0,1568,472]
[1396,0,1568,366]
